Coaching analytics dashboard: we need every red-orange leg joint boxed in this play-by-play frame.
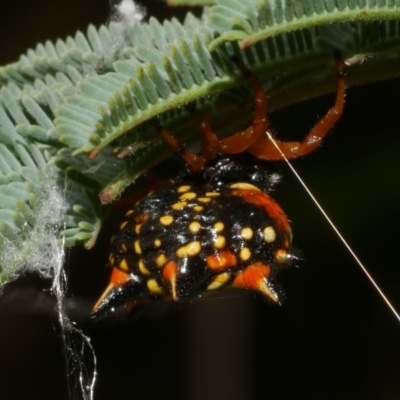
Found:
[218,57,269,155]
[160,129,206,173]
[247,55,345,161]
[190,110,220,162]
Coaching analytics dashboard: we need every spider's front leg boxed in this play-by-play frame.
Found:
[158,106,221,172]
[159,127,207,173]
[247,55,345,161]
[218,57,270,154]
[219,55,345,160]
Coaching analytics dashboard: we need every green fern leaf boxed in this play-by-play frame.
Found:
[208,0,400,49]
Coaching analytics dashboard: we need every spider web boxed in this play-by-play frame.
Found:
[0,2,145,399]
[56,3,145,399]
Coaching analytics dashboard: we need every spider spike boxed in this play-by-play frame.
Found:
[162,261,178,301]
[256,279,279,303]
[233,262,279,303]
[92,282,115,312]
[92,267,130,312]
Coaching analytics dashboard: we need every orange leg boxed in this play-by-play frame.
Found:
[247,55,345,160]
[219,58,269,154]
[159,128,206,173]
[190,109,219,162]
[161,54,344,167]
[159,107,221,172]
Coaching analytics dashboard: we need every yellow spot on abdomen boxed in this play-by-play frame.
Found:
[160,215,174,226]
[180,192,197,200]
[177,185,191,193]
[214,222,224,232]
[119,258,129,272]
[213,235,226,249]
[275,249,289,263]
[240,247,251,261]
[193,205,204,212]
[205,192,220,197]
[198,197,211,203]
[189,221,201,233]
[134,240,142,254]
[241,227,253,240]
[154,239,161,248]
[176,241,201,258]
[171,201,187,210]
[156,253,167,268]
[139,259,150,275]
[263,226,276,243]
[207,272,230,290]
[147,279,164,295]
[120,221,128,230]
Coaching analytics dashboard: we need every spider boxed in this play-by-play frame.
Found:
[92,55,345,318]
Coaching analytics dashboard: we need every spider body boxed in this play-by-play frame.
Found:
[93,155,299,317]
[92,55,345,318]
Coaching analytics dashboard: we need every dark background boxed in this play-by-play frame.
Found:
[0,1,400,399]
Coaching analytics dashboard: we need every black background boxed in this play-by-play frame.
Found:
[0,1,400,399]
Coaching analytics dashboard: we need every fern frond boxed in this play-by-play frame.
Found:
[0,78,111,282]
[0,25,113,87]
[208,0,400,49]
[55,14,400,172]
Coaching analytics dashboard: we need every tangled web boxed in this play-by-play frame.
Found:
[0,1,145,399]
[53,2,145,398]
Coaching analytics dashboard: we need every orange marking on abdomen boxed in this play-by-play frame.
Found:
[233,262,271,289]
[135,213,150,224]
[110,267,130,286]
[232,189,291,237]
[162,261,178,281]
[206,250,237,270]
[162,261,179,301]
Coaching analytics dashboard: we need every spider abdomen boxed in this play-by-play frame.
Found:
[93,177,299,317]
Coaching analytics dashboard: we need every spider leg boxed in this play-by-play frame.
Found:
[247,54,345,160]
[189,108,219,161]
[161,57,269,166]
[159,127,206,173]
[219,57,269,154]
[159,105,222,172]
